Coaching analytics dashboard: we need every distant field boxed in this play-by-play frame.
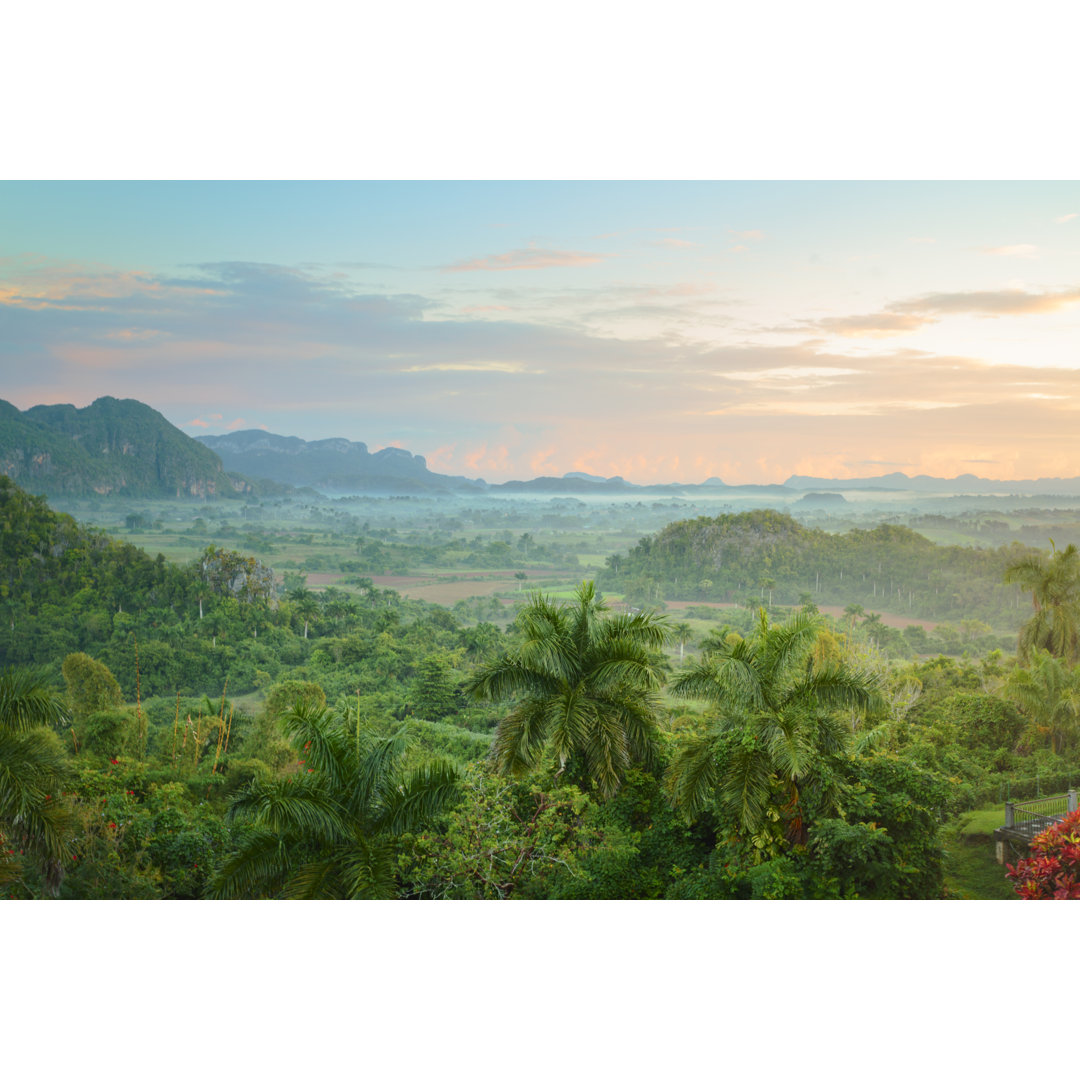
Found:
[368,569,570,604]
[662,599,939,631]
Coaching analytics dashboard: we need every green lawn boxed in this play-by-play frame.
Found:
[942,806,1017,900]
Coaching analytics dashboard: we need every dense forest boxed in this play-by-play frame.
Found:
[3,475,1079,900]
[598,509,1032,628]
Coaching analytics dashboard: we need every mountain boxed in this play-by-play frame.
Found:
[783,472,1080,495]
[197,429,485,494]
[0,397,248,498]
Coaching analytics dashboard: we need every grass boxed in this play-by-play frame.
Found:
[942,805,1017,900]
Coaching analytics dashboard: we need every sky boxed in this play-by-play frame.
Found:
[3,180,1080,485]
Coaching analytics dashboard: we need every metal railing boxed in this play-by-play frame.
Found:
[1003,790,1078,842]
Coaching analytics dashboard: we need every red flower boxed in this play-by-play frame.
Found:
[108,822,117,829]
[110,758,119,765]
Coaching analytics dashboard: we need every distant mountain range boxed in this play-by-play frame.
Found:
[6,396,1080,500]
[196,429,485,495]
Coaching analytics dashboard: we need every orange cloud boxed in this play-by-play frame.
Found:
[443,248,610,273]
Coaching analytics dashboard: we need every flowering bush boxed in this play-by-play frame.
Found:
[1007,808,1080,899]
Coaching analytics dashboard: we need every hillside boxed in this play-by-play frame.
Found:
[599,508,1028,628]
[197,429,486,494]
[0,397,246,498]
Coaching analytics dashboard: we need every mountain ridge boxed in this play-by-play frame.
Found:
[0,397,250,499]
[7,398,1080,498]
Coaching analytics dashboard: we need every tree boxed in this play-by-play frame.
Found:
[1001,649,1080,754]
[62,652,123,723]
[466,581,669,799]
[671,622,693,662]
[0,668,75,897]
[207,702,460,899]
[1004,540,1080,663]
[412,653,461,722]
[288,587,319,639]
[665,609,880,843]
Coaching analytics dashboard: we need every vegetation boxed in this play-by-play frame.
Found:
[466,581,669,799]
[4,472,1080,900]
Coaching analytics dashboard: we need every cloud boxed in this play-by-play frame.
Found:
[907,237,936,244]
[981,244,1038,258]
[809,312,933,338]
[460,304,510,313]
[226,418,248,430]
[889,287,1080,317]
[400,361,531,374]
[1056,213,1077,224]
[442,248,611,273]
[650,238,701,249]
[10,253,1080,485]
[791,286,1080,339]
[731,230,763,241]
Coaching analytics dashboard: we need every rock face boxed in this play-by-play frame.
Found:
[0,397,234,498]
[197,429,485,494]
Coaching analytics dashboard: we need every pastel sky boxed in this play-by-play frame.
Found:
[3,180,1080,484]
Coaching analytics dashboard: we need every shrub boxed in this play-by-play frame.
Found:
[1006,808,1080,899]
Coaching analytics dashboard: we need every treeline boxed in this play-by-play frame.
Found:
[599,509,1032,626]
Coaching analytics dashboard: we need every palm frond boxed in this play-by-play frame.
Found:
[280,702,353,788]
[666,733,725,821]
[718,743,776,835]
[379,758,461,836]
[491,698,551,778]
[281,858,343,900]
[226,774,348,844]
[338,836,398,900]
[0,668,69,733]
[205,829,292,899]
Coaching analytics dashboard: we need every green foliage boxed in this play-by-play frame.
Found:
[1004,540,1080,662]
[207,702,460,899]
[666,608,880,841]
[62,652,124,722]
[467,581,669,799]
[0,668,75,897]
[410,653,463,722]
[598,509,1045,629]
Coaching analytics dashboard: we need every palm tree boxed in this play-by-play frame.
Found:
[206,702,459,899]
[672,622,693,662]
[0,668,75,897]
[288,587,319,640]
[1004,540,1080,663]
[843,604,865,631]
[665,609,880,843]
[1002,649,1080,754]
[465,581,669,799]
